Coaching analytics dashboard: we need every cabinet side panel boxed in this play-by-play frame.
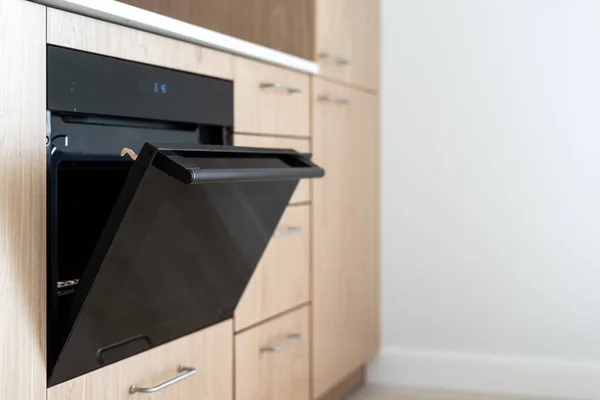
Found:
[0,0,47,398]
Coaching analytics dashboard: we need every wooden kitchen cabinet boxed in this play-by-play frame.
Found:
[236,307,310,400]
[312,78,380,398]
[316,0,380,91]
[47,320,233,400]
[234,56,310,137]
[118,0,315,59]
[0,1,47,399]
[235,205,311,331]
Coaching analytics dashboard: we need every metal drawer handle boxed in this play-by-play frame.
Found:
[260,82,303,94]
[318,95,350,105]
[318,52,350,65]
[273,226,303,237]
[129,365,196,394]
[260,334,302,353]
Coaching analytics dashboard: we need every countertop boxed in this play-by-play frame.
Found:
[30,0,320,75]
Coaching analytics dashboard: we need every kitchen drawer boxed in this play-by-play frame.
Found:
[234,134,310,204]
[47,320,233,400]
[234,57,309,137]
[236,307,309,400]
[235,205,310,331]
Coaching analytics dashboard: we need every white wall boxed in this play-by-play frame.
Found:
[371,1,600,398]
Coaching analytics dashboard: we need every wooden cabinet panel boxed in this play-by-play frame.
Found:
[234,134,311,204]
[0,1,47,399]
[119,0,315,59]
[234,57,310,137]
[235,206,310,331]
[346,0,380,90]
[312,78,380,398]
[236,307,309,400]
[47,320,233,400]
[47,8,233,80]
[316,0,380,90]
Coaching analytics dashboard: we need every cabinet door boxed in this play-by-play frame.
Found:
[236,307,309,400]
[316,0,379,91]
[47,320,233,400]
[347,0,380,90]
[0,1,47,399]
[312,78,380,398]
[235,205,310,331]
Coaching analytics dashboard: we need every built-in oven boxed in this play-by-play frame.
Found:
[46,45,324,387]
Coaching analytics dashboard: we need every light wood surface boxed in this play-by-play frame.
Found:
[235,205,311,331]
[234,134,311,204]
[236,307,310,400]
[312,78,380,398]
[316,0,380,91]
[47,8,233,80]
[315,0,350,83]
[234,56,310,137]
[0,1,47,399]
[47,320,233,400]
[347,386,578,400]
[346,0,380,91]
[317,366,365,400]
[119,0,315,59]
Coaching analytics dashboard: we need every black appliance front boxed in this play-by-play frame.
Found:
[47,46,325,387]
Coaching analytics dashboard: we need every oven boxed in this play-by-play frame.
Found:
[46,45,324,386]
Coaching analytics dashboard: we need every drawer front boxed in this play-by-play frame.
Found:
[235,205,310,331]
[234,57,309,137]
[234,134,310,204]
[47,320,233,400]
[235,307,309,400]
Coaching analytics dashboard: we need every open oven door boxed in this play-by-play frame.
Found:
[48,143,324,386]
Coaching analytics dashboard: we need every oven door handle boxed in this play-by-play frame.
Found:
[148,147,325,184]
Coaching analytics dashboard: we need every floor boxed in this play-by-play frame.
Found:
[344,385,576,400]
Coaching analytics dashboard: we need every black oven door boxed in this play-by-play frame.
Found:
[48,143,324,386]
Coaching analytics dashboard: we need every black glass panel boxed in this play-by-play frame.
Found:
[47,145,325,386]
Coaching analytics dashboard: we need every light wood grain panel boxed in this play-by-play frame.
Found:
[235,206,310,331]
[119,0,315,59]
[346,0,380,90]
[312,78,380,398]
[316,0,379,91]
[47,8,233,80]
[234,57,310,137]
[0,1,47,399]
[315,0,350,82]
[234,134,311,204]
[236,307,309,400]
[47,320,233,400]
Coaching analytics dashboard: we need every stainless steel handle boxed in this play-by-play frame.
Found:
[273,226,303,237]
[318,95,350,105]
[318,52,350,65]
[129,365,196,394]
[260,82,303,94]
[260,334,302,353]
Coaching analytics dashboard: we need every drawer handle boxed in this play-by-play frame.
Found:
[318,52,350,65]
[273,226,303,237]
[260,334,302,353]
[129,365,196,394]
[318,95,350,105]
[260,82,303,94]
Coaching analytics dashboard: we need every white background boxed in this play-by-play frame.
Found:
[372,0,600,397]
